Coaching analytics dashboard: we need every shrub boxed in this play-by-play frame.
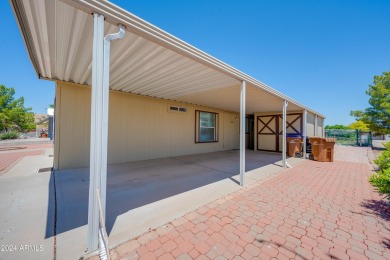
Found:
[370,142,390,199]
[0,130,20,140]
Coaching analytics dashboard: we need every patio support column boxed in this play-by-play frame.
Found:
[315,115,318,136]
[282,100,288,168]
[88,12,105,252]
[240,81,246,186]
[303,109,307,159]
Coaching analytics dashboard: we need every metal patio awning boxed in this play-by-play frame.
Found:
[10,0,325,254]
[11,0,325,116]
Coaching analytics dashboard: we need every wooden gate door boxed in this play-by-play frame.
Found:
[257,113,303,152]
[257,115,278,151]
[277,113,303,152]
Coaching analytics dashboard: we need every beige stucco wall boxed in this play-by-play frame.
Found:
[54,81,240,169]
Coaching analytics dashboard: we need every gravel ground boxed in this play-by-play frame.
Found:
[333,145,372,164]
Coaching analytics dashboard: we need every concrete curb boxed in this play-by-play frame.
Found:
[367,146,380,172]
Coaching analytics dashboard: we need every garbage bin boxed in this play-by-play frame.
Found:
[309,137,336,162]
[288,140,303,157]
[286,134,303,153]
[309,137,323,161]
[317,143,326,162]
[323,138,336,162]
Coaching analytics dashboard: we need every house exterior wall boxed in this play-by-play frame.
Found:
[318,117,324,138]
[305,113,325,137]
[306,112,315,137]
[54,81,240,170]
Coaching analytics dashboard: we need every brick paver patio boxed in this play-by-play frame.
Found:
[105,148,390,260]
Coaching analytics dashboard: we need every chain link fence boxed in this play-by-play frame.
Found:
[325,129,372,146]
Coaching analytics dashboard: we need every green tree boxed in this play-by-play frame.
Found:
[351,71,390,134]
[325,124,351,130]
[348,120,370,131]
[0,85,35,132]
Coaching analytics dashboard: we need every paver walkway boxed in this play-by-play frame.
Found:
[102,146,390,260]
[0,150,43,172]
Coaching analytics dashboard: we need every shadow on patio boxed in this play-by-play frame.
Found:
[49,150,286,238]
[360,199,390,249]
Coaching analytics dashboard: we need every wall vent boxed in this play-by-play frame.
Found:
[169,106,187,113]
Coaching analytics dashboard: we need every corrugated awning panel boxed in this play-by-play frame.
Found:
[175,84,302,114]
[11,0,324,117]
[17,0,239,99]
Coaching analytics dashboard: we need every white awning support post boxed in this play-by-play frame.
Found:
[282,100,292,168]
[322,118,325,137]
[303,109,307,159]
[88,13,105,252]
[239,81,246,186]
[315,115,318,136]
[87,13,125,252]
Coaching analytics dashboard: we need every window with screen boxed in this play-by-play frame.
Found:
[195,110,218,143]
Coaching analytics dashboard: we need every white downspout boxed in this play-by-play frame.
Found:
[100,25,125,222]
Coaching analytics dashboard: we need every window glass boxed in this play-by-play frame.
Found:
[198,111,217,142]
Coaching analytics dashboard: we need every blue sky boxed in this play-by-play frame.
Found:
[1,1,390,125]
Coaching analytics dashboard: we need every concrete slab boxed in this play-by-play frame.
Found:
[54,150,304,259]
[0,147,54,260]
[2,148,53,178]
[0,173,54,260]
